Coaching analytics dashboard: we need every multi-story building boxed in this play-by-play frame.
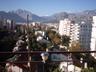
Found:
[90,16,96,58]
[59,19,71,36]
[79,21,92,50]
[58,19,79,44]
[58,19,92,50]
[70,23,79,43]
[0,19,15,30]
[6,19,15,30]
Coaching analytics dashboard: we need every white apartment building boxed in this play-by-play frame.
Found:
[58,19,92,50]
[0,19,15,30]
[58,19,79,43]
[70,23,79,43]
[90,16,96,58]
[59,19,71,36]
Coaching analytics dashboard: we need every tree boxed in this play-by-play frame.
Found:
[47,30,56,41]
[69,41,81,51]
[61,35,70,47]
[81,68,94,72]
[52,67,61,72]
[52,34,61,45]
[0,29,19,62]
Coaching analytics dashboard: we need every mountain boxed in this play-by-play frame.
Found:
[11,9,46,22]
[0,11,25,22]
[0,9,96,23]
[43,10,96,23]
[42,12,68,23]
[0,9,46,22]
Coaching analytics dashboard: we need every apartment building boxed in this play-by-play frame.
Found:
[0,19,15,30]
[58,19,92,50]
[70,23,79,43]
[58,19,79,44]
[79,21,92,50]
[59,19,71,36]
[90,16,96,58]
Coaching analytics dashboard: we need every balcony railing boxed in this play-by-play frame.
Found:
[0,51,96,72]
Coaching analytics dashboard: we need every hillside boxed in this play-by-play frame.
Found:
[0,9,96,23]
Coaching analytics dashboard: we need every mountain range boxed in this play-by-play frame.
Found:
[0,9,96,23]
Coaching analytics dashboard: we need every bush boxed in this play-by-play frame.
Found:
[81,68,94,72]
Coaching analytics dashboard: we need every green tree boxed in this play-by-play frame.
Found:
[0,29,19,62]
[61,35,70,47]
[81,68,94,72]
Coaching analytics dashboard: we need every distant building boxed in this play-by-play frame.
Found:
[0,19,15,30]
[70,23,79,43]
[7,19,15,30]
[60,62,81,72]
[58,19,92,50]
[59,19,71,36]
[90,16,96,58]
[58,19,79,44]
[79,21,92,50]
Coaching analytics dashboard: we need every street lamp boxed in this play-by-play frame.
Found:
[80,58,83,64]
[41,52,49,63]
[41,52,49,72]
[26,14,32,71]
[80,57,83,70]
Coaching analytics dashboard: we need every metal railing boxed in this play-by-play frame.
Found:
[0,51,96,72]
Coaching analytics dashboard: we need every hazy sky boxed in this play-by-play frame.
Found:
[0,0,96,16]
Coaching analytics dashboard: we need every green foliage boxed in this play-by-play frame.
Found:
[0,31,17,51]
[47,30,56,41]
[0,65,6,72]
[69,41,81,51]
[61,35,70,46]
[47,63,60,72]
[81,68,94,72]
[52,67,62,72]
[0,29,18,61]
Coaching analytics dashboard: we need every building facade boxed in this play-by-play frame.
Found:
[0,19,15,30]
[90,16,96,58]
[79,21,92,50]
[70,23,79,43]
[58,19,79,45]
[59,19,71,36]
[58,19,92,50]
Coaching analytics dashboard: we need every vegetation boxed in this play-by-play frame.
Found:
[0,29,19,62]
[81,68,95,72]
[61,35,70,47]
[46,30,70,46]
[2,26,95,72]
[45,30,70,72]
[69,41,81,51]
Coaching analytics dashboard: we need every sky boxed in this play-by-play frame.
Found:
[0,0,96,16]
